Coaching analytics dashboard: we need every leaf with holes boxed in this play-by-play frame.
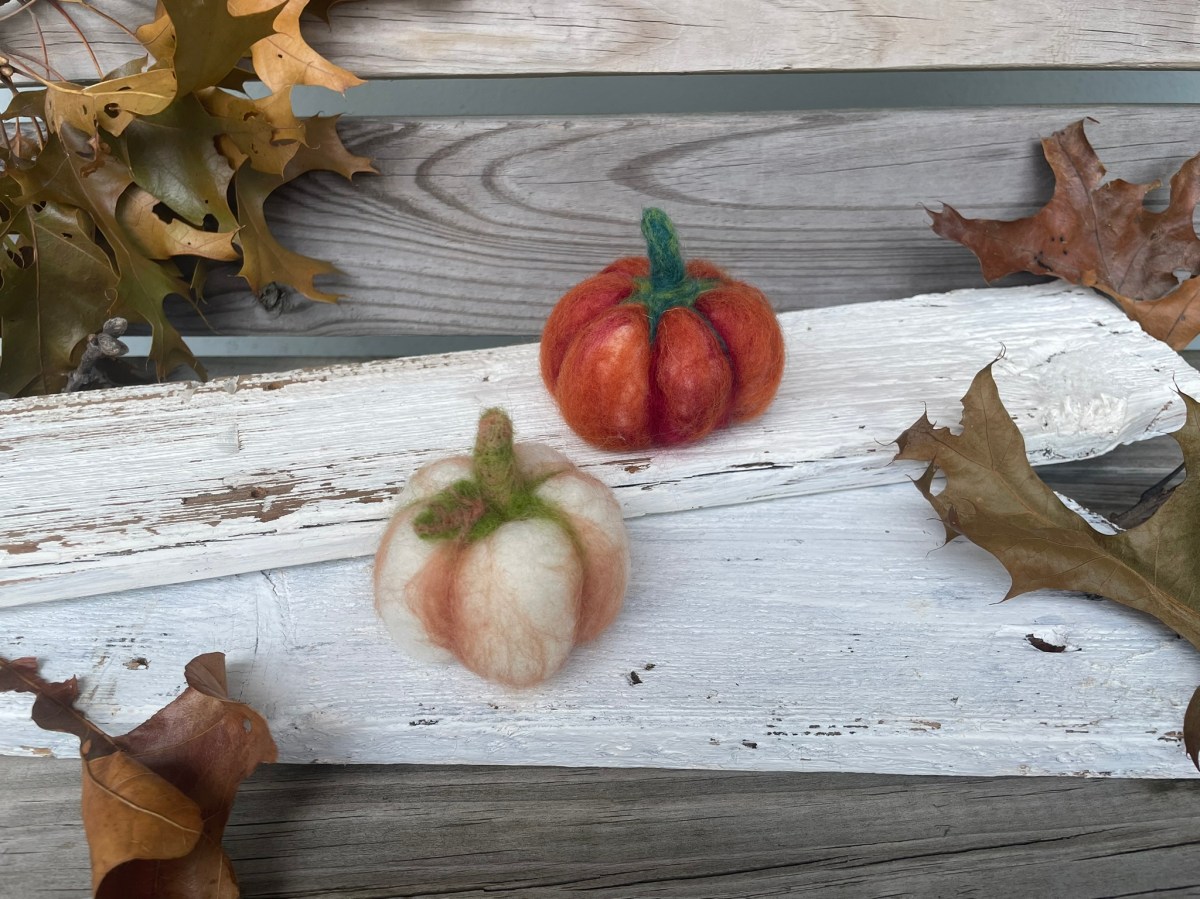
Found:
[896,363,1200,768]
[0,0,372,394]
[198,86,304,177]
[43,69,178,138]
[0,652,276,898]
[929,118,1200,349]
[120,93,239,230]
[118,187,239,261]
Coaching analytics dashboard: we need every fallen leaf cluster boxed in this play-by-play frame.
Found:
[0,0,373,397]
[896,364,1200,768]
[930,119,1200,350]
[0,652,275,897]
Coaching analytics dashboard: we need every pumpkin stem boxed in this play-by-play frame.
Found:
[473,407,520,509]
[642,208,687,292]
[414,409,560,543]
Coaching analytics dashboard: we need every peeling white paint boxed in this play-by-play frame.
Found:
[2,284,1197,607]
[1,483,1197,777]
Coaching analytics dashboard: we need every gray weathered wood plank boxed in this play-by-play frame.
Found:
[8,0,1200,84]
[3,758,1199,898]
[159,107,1200,336]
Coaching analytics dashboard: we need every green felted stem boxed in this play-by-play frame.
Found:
[413,408,561,543]
[627,208,720,340]
[642,207,687,292]
[473,408,520,509]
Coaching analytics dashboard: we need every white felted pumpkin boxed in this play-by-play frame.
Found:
[374,408,631,687]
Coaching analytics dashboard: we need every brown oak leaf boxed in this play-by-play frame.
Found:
[929,119,1200,349]
[136,0,285,97]
[234,114,375,301]
[0,653,276,898]
[230,0,365,93]
[895,363,1200,768]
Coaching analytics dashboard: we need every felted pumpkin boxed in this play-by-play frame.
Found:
[540,208,786,449]
[374,408,630,687]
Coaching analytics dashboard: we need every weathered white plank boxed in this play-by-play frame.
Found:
[9,1,1200,83]
[3,481,1198,778]
[4,284,1199,607]
[179,108,1200,335]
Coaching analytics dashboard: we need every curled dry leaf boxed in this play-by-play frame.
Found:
[231,0,366,93]
[136,0,285,97]
[43,69,178,138]
[198,87,305,176]
[0,652,276,898]
[929,119,1200,349]
[895,363,1200,768]
[117,187,239,262]
[234,115,375,301]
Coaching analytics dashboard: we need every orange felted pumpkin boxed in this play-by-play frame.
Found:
[540,209,786,449]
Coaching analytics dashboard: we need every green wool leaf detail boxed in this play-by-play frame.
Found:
[413,409,563,544]
[625,208,720,340]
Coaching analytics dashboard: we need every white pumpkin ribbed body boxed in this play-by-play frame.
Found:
[454,517,583,686]
[374,442,630,687]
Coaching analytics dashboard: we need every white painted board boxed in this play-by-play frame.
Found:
[2,482,1196,778]
[4,284,1199,607]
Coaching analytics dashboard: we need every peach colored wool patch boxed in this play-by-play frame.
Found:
[374,409,631,687]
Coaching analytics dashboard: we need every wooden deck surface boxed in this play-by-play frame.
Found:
[3,758,1200,898]
[19,1,1200,83]
[4,364,1200,897]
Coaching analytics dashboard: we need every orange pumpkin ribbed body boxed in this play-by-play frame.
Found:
[540,210,786,449]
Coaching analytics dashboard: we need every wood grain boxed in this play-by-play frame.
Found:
[154,107,1200,337]
[9,1,1200,84]
[2,759,1199,899]
[4,285,1198,607]
[4,477,1200,776]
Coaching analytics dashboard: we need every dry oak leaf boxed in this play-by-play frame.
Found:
[120,92,241,232]
[198,86,305,177]
[895,363,1200,769]
[43,69,178,138]
[117,186,240,261]
[136,0,286,97]
[230,0,365,93]
[0,652,276,898]
[929,119,1200,349]
[234,114,374,301]
[0,200,117,396]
